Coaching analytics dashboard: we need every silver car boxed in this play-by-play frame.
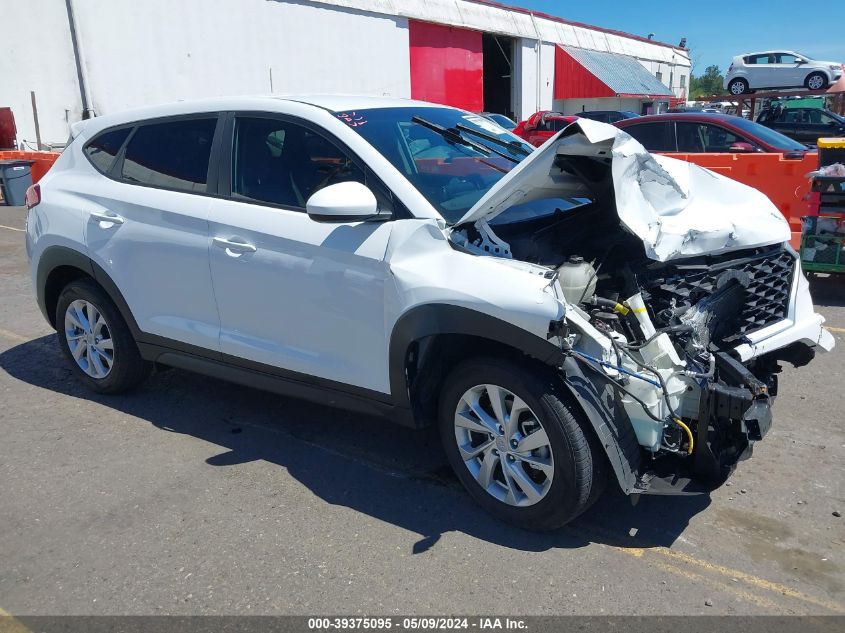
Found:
[724,51,843,95]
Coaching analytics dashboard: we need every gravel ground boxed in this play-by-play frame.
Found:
[0,205,843,617]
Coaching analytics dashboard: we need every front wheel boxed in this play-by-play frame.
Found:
[805,72,828,91]
[438,358,606,531]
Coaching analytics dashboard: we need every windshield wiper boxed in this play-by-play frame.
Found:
[411,116,520,164]
[455,123,532,157]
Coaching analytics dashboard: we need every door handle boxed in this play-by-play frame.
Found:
[213,236,257,254]
[90,210,124,225]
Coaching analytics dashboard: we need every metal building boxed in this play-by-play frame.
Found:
[2,0,690,147]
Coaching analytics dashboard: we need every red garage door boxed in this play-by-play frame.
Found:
[409,20,483,112]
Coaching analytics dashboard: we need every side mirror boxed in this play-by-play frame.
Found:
[728,141,755,153]
[306,181,382,223]
[796,59,807,65]
[523,121,537,132]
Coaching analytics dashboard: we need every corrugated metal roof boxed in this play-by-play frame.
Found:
[562,46,674,97]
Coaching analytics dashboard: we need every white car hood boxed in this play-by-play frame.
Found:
[456,118,790,262]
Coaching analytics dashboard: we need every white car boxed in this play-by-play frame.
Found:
[725,51,843,95]
[25,96,834,530]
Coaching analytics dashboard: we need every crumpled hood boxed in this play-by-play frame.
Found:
[455,118,790,262]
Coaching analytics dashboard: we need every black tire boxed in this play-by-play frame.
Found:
[56,278,149,394]
[728,78,750,95]
[438,357,606,531]
[805,72,828,91]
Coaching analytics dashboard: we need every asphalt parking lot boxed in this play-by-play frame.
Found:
[0,204,843,617]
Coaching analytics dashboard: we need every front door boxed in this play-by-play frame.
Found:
[207,115,395,394]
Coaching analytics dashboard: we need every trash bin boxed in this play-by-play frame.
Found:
[0,159,35,206]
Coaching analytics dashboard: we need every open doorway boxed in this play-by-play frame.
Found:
[483,33,514,118]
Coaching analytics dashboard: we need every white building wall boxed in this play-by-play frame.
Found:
[514,39,555,120]
[0,0,83,148]
[1,0,689,143]
[553,97,643,115]
[3,0,411,145]
[639,58,689,99]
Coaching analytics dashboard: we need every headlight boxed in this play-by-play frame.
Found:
[830,65,840,71]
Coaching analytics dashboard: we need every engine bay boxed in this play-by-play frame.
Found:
[449,193,802,487]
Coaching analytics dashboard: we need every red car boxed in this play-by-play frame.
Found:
[514,111,578,147]
[614,113,810,157]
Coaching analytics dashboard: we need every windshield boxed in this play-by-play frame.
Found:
[731,117,808,151]
[334,107,533,223]
[484,113,516,130]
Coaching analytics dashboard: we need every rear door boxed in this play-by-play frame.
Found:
[746,53,777,88]
[206,113,395,393]
[84,114,223,351]
[619,121,676,152]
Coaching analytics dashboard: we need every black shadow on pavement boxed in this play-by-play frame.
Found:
[0,335,710,554]
[809,273,845,308]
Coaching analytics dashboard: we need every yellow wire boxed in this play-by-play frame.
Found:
[674,418,694,455]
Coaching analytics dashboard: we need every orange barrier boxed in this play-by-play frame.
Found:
[0,150,61,184]
[666,152,816,250]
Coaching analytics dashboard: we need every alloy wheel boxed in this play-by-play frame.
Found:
[808,75,825,90]
[453,384,554,507]
[64,299,114,379]
[730,80,746,95]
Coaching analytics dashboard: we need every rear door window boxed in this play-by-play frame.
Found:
[621,122,675,152]
[84,127,131,174]
[746,54,775,65]
[121,118,218,192]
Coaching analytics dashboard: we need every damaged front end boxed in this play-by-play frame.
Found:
[447,119,834,493]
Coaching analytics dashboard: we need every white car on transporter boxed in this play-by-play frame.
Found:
[25,96,834,530]
[725,50,843,95]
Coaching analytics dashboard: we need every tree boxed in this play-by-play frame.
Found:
[690,65,725,98]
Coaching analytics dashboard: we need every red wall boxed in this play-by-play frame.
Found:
[554,46,615,100]
[409,20,483,112]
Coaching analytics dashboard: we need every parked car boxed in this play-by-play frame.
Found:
[513,111,578,146]
[574,110,639,124]
[26,97,833,530]
[615,113,810,155]
[757,106,845,145]
[725,51,843,95]
[480,112,517,130]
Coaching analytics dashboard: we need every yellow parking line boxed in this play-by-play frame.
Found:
[826,326,845,334]
[0,224,24,232]
[649,559,783,611]
[0,607,31,633]
[656,547,845,613]
[578,523,845,613]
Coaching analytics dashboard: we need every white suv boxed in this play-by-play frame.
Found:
[25,96,834,530]
[725,51,843,95]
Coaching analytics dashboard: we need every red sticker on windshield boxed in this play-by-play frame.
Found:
[337,112,368,127]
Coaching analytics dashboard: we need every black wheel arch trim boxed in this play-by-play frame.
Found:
[388,303,567,411]
[557,357,642,494]
[36,245,143,336]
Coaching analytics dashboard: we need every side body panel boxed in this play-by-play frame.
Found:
[84,177,220,350]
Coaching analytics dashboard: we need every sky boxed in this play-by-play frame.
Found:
[514,0,845,75]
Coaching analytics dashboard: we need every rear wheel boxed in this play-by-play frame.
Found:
[805,72,828,91]
[438,357,606,531]
[56,278,149,393]
[728,78,750,95]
